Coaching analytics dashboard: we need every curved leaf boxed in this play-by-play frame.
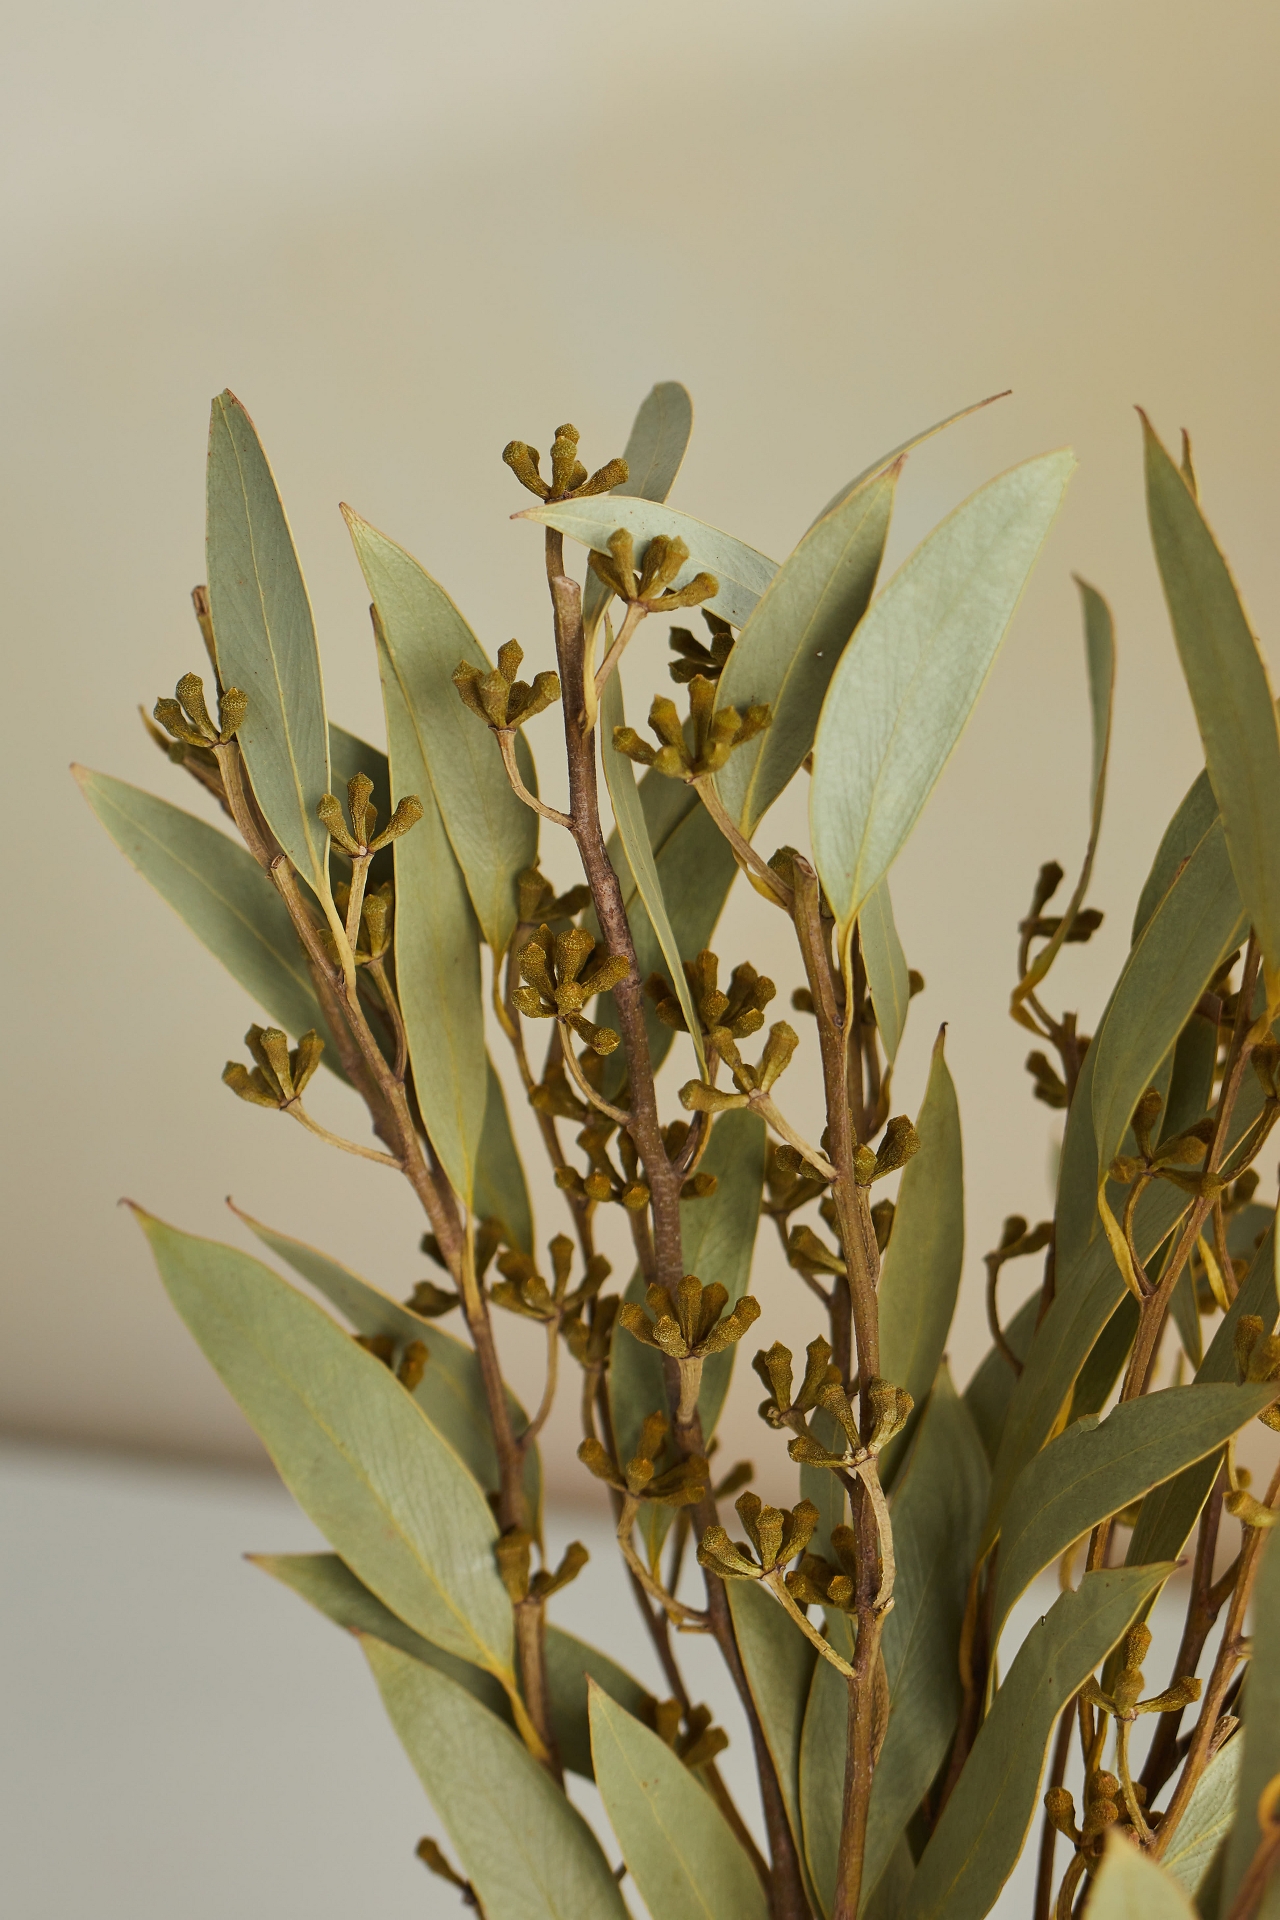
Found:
[858,876,912,1066]
[345,506,537,955]
[1090,1832,1198,1919]
[583,382,694,637]
[206,391,332,899]
[877,1029,964,1485]
[812,451,1075,942]
[367,1638,628,1920]
[1144,415,1280,984]
[727,1581,817,1906]
[600,669,707,1075]
[863,1370,990,1904]
[1220,1529,1280,1908]
[589,1683,769,1920]
[714,463,897,835]
[134,1209,514,1681]
[475,1057,534,1255]
[810,392,1010,527]
[73,766,340,1065]
[993,1384,1277,1651]
[903,1565,1173,1920]
[229,1205,540,1521]
[1162,1736,1243,1899]
[376,622,487,1202]
[1133,771,1219,943]
[522,494,777,632]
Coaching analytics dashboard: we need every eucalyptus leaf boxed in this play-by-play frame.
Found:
[1162,1736,1243,1899]
[73,767,340,1066]
[1090,1832,1199,1919]
[1067,1294,1141,1423]
[475,1057,534,1255]
[812,451,1075,942]
[714,463,897,836]
[862,1369,990,1908]
[522,494,777,632]
[229,1204,541,1521]
[134,1209,515,1681]
[1133,771,1219,943]
[993,1383,1275,1652]
[964,1292,1040,1467]
[346,506,537,955]
[799,1629,853,1916]
[582,381,693,638]
[1144,415,1280,982]
[1222,1544,1280,1916]
[877,1029,964,1486]
[903,1565,1174,1920]
[206,391,332,899]
[366,1638,628,1920]
[600,669,707,1075]
[810,391,1010,527]
[377,625,487,1203]
[589,1683,770,1920]
[727,1579,817,1902]
[858,876,912,1066]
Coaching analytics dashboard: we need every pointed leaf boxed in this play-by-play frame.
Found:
[346,506,537,954]
[964,1292,1041,1466]
[523,494,777,631]
[376,623,487,1201]
[1144,414,1280,982]
[1090,1832,1199,1919]
[1220,1529,1280,1907]
[134,1209,514,1680]
[600,668,706,1074]
[367,1638,627,1920]
[714,463,897,835]
[812,451,1075,940]
[1134,771,1220,942]
[541,1628,658,1783]
[810,392,1011,527]
[993,1384,1277,1651]
[589,1683,769,1920]
[73,767,342,1069]
[859,875,912,1066]
[1162,1736,1244,1899]
[863,1370,990,1904]
[903,1565,1174,1920]
[877,1029,964,1485]
[230,1206,540,1521]
[582,381,694,637]
[727,1579,817,1903]
[475,1057,534,1255]
[206,391,332,898]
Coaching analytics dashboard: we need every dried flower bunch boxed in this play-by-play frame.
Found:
[77,382,1280,1920]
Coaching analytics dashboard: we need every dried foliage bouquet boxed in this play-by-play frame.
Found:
[77,382,1280,1920]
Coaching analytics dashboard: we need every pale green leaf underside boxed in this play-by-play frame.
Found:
[809,391,1011,528]
[367,1638,628,1920]
[1089,1833,1199,1919]
[522,494,777,631]
[589,1684,769,1920]
[1161,1736,1243,1898]
[859,875,911,1065]
[206,390,331,896]
[582,381,693,637]
[1221,1526,1280,1907]
[812,450,1075,936]
[347,506,537,955]
[904,1565,1173,1920]
[1144,415,1280,981]
[135,1209,513,1680]
[727,1582,817,1910]
[377,626,487,1202]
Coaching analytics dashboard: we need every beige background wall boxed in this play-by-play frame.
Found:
[4,0,1279,1497]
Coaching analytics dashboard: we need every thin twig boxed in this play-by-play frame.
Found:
[560,1029,631,1126]
[496,730,574,828]
[286,1104,403,1167]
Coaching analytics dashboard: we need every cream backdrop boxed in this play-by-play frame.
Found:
[4,0,1279,1499]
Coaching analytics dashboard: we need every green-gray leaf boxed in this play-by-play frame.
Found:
[367,1637,628,1920]
[859,875,912,1066]
[1220,1528,1280,1908]
[522,494,777,632]
[582,381,693,638]
[1133,771,1220,943]
[377,624,487,1202]
[862,1369,990,1906]
[1144,414,1280,984]
[714,463,897,836]
[206,391,332,899]
[346,506,537,955]
[810,392,1010,527]
[903,1565,1174,1920]
[135,1209,514,1681]
[964,1292,1040,1466]
[727,1579,817,1905]
[600,669,706,1075]
[993,1384,1276,1650]
[589,1683,769,1920]
[475,1057,534,1255]
[229,1204,540,1521]
[1090,1833,1199,1919]
[812,451,1075,942]
[73,766,340,1069]
[1162,1736,1243,1900]
[877,1029,964,1486]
